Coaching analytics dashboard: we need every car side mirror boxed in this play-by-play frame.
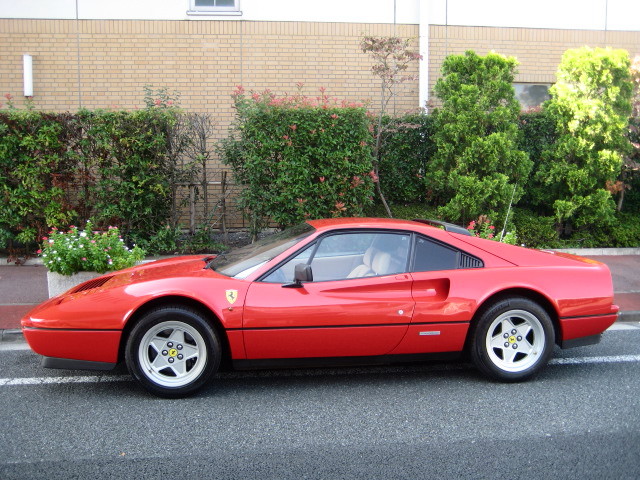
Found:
[283,263,313,288]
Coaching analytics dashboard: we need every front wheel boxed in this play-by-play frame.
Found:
[470,297,555,382]
[125,306,221,397]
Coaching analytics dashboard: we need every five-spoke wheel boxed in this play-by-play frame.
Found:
[125,306,220,397]
[471,297,554,381]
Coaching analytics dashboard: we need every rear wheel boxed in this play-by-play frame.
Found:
[125,306,221,397]
[470,297,554,381]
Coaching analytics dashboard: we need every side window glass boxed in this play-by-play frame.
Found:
[261,232,411,283]
[312,232,410,281]
[412,236,459,272]
[262,244,314,283]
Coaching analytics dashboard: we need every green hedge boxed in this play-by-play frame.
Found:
[0,108,193,248]
[219,88,375,234]
[377,113,437,204]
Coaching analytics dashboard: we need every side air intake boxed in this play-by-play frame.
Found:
[69,276,114,294]
[458,254,483,269]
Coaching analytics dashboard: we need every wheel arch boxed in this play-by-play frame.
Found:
[465,288,561,351]
[118,295,232,369]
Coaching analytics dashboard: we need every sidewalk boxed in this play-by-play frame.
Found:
[1,253,639,335]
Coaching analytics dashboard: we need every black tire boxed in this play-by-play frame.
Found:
[125,306,221,398]
[470,297,554,382]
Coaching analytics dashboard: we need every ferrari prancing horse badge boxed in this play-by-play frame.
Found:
[225,289,238,305]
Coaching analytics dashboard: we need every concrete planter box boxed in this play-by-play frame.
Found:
[46,271,101,298]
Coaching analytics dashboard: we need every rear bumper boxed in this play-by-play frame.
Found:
[22,327,121,364]
[560,308,618,343]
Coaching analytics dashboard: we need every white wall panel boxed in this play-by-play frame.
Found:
[427,0,639,32]
[0,0,77,19]
[0,0,638,32]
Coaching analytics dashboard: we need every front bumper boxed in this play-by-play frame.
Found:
[22,327,122,365]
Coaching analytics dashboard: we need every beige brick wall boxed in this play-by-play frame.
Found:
[428,25,640,104]
[3,20,636,121]
[0,19,419,125]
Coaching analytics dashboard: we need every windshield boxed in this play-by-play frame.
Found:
[209,223,315,279]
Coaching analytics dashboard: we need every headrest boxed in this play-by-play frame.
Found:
[372,252,391,275]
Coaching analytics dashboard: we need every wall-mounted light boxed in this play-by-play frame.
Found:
[23,54,33,97]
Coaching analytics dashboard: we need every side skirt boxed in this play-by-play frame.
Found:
[42,356,117,371]
[232,352,462,371]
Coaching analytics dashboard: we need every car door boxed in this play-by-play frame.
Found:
[390,234,483,355]
[242,231,414,359]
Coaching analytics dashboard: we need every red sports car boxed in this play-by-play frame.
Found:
[22,218,618,397]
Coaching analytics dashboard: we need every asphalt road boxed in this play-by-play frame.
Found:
[1,324,640,480]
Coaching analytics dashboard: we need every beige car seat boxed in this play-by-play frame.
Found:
[347,248,392,278]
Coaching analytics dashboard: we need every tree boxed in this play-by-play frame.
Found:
[361,36,422,217]
[539,47,633,227]
[620,55,640,211]
[430,50,531,224]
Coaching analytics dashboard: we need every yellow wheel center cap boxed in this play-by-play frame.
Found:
[508,336,517,344]
[168,348,178,357]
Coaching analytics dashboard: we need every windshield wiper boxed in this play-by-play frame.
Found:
[204,254,223,270]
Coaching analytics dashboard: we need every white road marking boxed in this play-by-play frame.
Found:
[550,355,640,365]
[0,375,131,386]
[0,343,32,351]
[0,354,639,387]
[607,322,640,331]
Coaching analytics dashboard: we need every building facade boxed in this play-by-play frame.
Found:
[2,1,639,115]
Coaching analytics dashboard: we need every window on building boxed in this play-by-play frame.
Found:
[188,0,241,15]
[514,83,552,110]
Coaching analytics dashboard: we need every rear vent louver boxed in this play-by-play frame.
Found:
[458,254,483,269]
[69,276,114,294]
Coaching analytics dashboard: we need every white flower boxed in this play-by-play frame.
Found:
[80,232,87,237]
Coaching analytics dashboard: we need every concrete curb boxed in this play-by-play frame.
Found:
[0,255,177,267]
[552,248,640,256]
[1,329,24,342]
[618,311,640,323]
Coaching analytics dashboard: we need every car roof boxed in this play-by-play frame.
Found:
[306,218,462,241]
[306,217,433,231]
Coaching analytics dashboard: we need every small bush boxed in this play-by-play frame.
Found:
[378,113,437,204]
[220,87,375,235]
[367,203,440,221]
[40,221,144,275]
[565,212,640,248]
[511,209,561,248]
